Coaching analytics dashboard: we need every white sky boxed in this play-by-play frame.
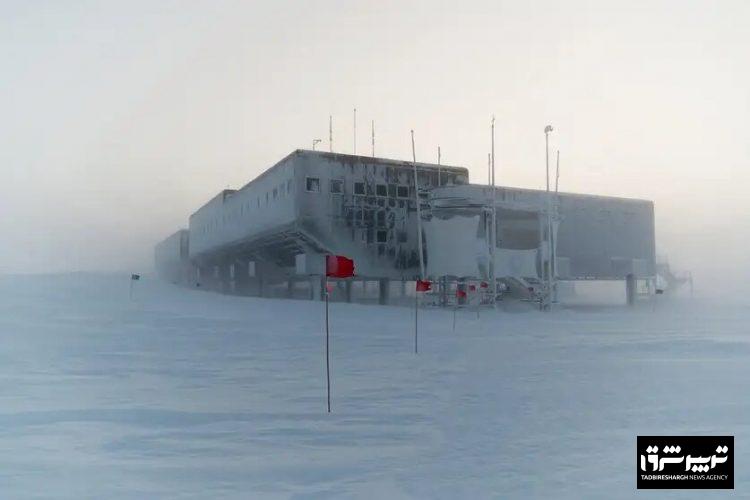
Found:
[1,0,748,288]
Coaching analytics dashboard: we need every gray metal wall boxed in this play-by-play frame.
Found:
[556,193,655,279]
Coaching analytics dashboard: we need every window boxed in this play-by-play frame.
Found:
[306,177,320,192]
[273,188,278,200]
[397,185,409,198]
[376,184,387,197]
[330,179,343,194]
[266,192,269,205]
[286,179,292,194]
[388,184,397,198]
[376,210,385,227]
[376,230,388,243]
[354,182,365,195]
[397,230,408,243]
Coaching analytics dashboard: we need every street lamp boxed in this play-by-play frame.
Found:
[312,139,322,151]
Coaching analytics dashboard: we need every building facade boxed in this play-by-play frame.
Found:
[155,149,655,304]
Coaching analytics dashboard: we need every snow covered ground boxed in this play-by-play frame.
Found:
[0,273,748,499]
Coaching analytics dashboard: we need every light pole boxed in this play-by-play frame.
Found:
[491,116,497,308]
[312,139,322,151]
[544,125,554,310]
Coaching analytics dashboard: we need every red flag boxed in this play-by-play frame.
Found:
[468,284,476,292]
[325,255,355,278]
[456,289,467,299]
[480,282,488,289]
[416,279,432,292]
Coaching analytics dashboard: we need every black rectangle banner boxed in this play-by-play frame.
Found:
[637,436,733,489]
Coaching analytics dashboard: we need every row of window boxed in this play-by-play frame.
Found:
[199,176,416,237]
[198,179,294,236]
[305,177,411,198]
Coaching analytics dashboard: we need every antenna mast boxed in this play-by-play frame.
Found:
[411,130,425,279]
[353,108,357,155]
[329,115,333,152]
[437,146,441,186]
[490,116,497,307]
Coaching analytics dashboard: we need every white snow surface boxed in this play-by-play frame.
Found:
[0,273,748,499]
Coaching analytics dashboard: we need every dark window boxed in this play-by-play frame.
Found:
[306,177,320,192]
[286,179,292,193]
[397,230,408,243]
[397,185,409,198]
[354,182,365,195]
[388,184,397,197]
[377,210,386,227]
[376,184,387,197]
[265,192,269,204]
[330,179,343,194]
[376,230,388,243]
[273,188,278,199]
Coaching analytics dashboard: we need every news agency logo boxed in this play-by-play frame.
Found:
[637,436,734,489]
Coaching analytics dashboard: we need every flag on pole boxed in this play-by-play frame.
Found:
[413,279,431,355]
[323,254,354,413]
[129,274,140,300]
[416,279,432,292]
[325,255,355,278]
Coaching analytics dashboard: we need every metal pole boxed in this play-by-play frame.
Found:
[487,153,491,186]
[414,291,419,354]
[329,115,333,152]
[371,120,375,157]
[325,280,331,413]
[553,149,560,300]
[452,298,457,332]
[411,130,425,279]
[437,146,441,186]
[491,116,497,308]
[544,125,554,310]
[353,108,357,155]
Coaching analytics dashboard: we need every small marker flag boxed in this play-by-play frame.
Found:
[456,289,467,299]
[480,282,488,289]
[131,274,140,281]
[468,284,476,292]
[416,279,432,292]
[325,255,355,278]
